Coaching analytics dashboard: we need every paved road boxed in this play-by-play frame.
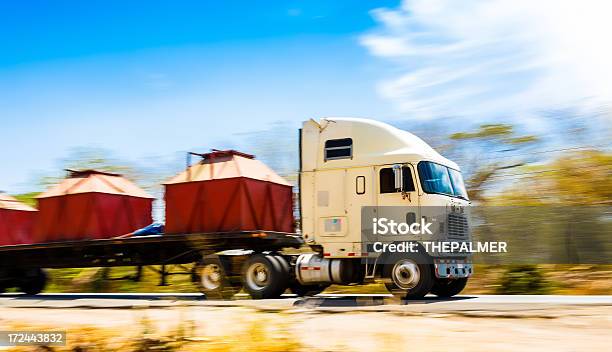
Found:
[1,292,612,312]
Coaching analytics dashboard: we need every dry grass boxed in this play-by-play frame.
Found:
[6,316,303,352]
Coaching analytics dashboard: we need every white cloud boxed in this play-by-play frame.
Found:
[361,0,612,119]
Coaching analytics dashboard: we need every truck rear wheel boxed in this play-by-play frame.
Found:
[383,254,433,299]
[193,256,240,300]
[241,254,288,299]
[431,278,468,297]
[18,268,47,295]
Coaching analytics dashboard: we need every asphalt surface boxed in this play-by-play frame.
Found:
[1,293,612,313]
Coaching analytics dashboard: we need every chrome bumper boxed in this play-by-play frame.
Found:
[434,258,473,279]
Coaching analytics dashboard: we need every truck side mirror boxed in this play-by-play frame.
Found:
[392,164,403,191]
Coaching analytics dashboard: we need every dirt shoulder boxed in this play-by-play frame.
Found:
[1,301,611,351]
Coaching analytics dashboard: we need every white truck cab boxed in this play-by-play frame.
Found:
[296,117,472,298]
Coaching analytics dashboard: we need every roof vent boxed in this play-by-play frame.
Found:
[66,169,122,178]
[190,149,255,164]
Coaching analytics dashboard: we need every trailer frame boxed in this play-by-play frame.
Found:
[0,231,304,293]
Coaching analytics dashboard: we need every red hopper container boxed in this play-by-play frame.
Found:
[35,170,154,242]
[164,150,294,234]
[0,193,37,246]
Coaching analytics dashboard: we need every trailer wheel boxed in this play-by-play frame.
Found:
[431,278,468,298]
[241,254,288,299]
[193,257,240,300]
[383,254,433,299]
[18,268,47,295]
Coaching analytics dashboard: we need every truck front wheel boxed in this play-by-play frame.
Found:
[241,254,288,299]
[431,278,468,298]
[383,254,433,299]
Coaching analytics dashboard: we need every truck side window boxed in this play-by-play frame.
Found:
[324,138,352,160]
[356,176,365,194]
[380,166,415,193]
[403,167,416,192]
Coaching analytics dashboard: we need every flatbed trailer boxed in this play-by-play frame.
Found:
[0,231,304,296]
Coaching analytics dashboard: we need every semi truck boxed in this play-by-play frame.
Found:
[0,117,472,299]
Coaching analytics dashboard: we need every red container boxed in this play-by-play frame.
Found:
[0,193,37,246]
[35,170,154,242]
[164,150,294,234]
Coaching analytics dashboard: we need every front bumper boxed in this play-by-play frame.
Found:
[434,258,473,279]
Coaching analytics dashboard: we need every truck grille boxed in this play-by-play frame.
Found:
[447,213,469,238]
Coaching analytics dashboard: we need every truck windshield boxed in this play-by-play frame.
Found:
[417,161,468,200]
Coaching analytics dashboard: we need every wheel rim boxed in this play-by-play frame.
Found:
[246,262,270,291]
[201,264,223,291]
[392,259,420,289]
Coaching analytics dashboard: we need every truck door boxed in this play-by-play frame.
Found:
[375,164,421,241]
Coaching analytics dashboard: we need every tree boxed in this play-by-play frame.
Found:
[42,147,142,186]
[448,123,538,202]
[15,147,151,210]
[495,149,612,205]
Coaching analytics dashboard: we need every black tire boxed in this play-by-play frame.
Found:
[383,253,434,299]
[241,254,288,299]
[19,268,47,295]
[269,255,291,283]
[431,278,468,298]
[193,256,240,300]
[269,254,292,293]
[290,284,328,297]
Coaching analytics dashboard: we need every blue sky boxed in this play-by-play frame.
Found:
[1,1,399,192]
[1,0,610,193]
